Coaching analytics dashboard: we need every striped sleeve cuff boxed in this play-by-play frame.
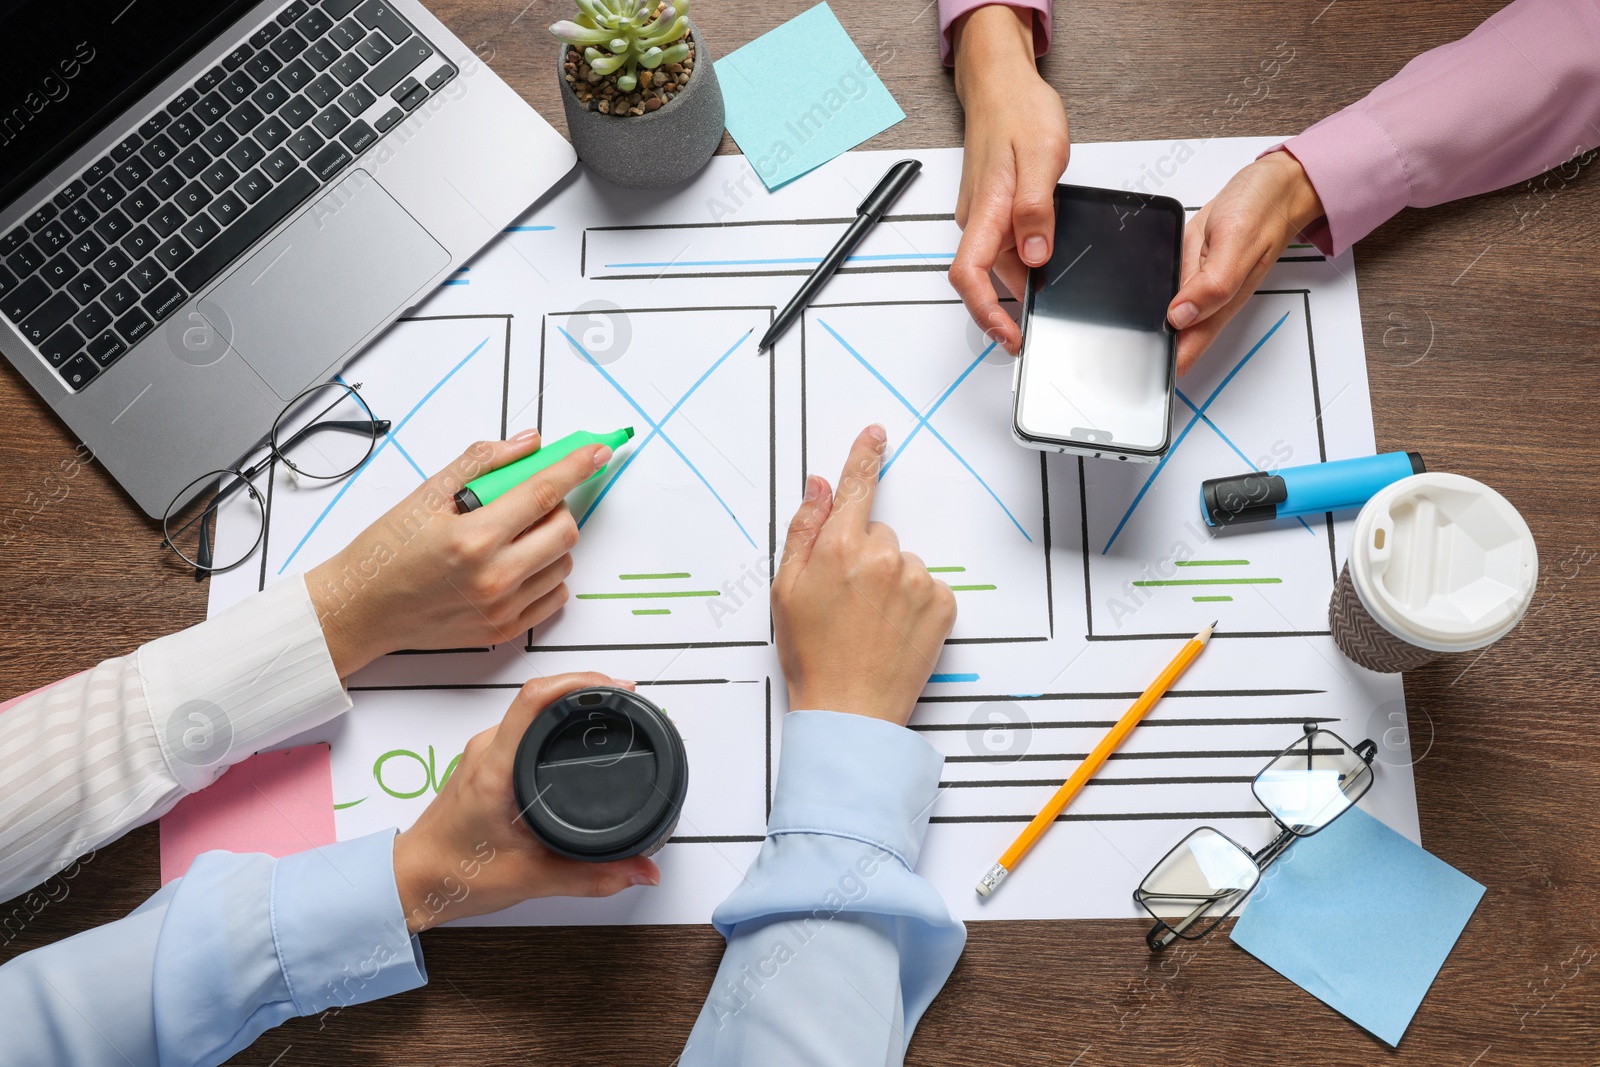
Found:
[137,575,351,793]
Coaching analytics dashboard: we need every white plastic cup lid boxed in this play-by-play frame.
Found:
[1348,473,1537,653]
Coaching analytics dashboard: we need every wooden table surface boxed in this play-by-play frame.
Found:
[5,0,1600,1063]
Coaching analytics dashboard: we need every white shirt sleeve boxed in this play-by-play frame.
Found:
[0,575,350,901]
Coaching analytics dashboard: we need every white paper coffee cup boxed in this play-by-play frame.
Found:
[1329,473,1537,672]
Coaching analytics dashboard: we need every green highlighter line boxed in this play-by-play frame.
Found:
[454,427,634,512]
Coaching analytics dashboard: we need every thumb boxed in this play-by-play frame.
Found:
[492,672,619,763]
[1168,221,1260,331]
[778,475,834,578]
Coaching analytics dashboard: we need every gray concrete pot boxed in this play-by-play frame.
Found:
[558,23,725,189]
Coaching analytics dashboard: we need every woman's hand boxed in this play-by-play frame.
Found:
[307,431,611,676]
[392,672,660,933]
[948,4,1070,355]
[1169,151,1325,375]
[772,426,958,727]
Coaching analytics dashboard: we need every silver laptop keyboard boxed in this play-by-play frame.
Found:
[0,0,456,393]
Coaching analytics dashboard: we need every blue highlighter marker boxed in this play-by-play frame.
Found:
[1200,451,1425,527]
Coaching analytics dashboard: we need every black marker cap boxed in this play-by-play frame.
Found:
[513,687,688,862]
[454,487,482,512]
[1201,471,1289,527]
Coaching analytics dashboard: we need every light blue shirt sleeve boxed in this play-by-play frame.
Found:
[681,710,966,1066]
[0,830,425,1067]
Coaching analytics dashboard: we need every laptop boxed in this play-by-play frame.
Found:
[0,0,576,518]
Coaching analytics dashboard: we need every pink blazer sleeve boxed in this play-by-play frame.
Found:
[938,0,1052,66]
[1282,0,1600,255]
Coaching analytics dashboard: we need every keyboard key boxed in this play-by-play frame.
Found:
[130,258,170,294]
[63,202,99,235]
[93,246,133,283]
[67,232,106,268]
[6,242,44,276]
[256,115,292,150]
[249,21,282,49]
[147,165,184,199]
[19,292,76,344]
[66,269,105,303]
[75,301,113,338]
[154,234,192,271]
[111,133,143,161]
[0,228,25,256]
[174,144,211,180]
[176,167,317,293]
[116,307,155,345]
[115,156,154,190]
[313,106,350,138]
[196,92,231,125]
[42,253,77,287]
[40,324,84,366]
[297,7,333,38]
[329,19,363,50]
[168,88,202,118]
[306,74,342,108]
[323,0,362,17]
[221,70,256,104]
[87,328,128,367]
[181,211,222,248]
[86,178,125,212]
[210,189,245,225]
[364,38,431,95]
[281,95,318,128]
[425,64,456,91]
[262,148,298,182]
[234,169,271,204]
[197,66,226,91]
[176,181,214,216]
[36,221,72,254]
[138,112,171,139]
[141,134,178,169]
[227,100,266,134]
[272,30,309,61]
[124,186,160,222]
[278,58,314,92]
[3,276,50,322]
[279,0,310,25]
[308,140,352,181]
[200,124,239,156]
[338,83,376,115]
[102,279,140,315]
[338,119,377,154]
[143,278,187,321]
[52,179,87,209]
[26,204,58,232]
[329,52,369,86]
[149,204,186,238]
[305,38,342,71]
[170,111,205,146]
[122,225,160,261]
[371,105,403,132]
[227,137,267,171]
[356,0,411,45]
[223,43,253,71]
[285,127,325,160]
[252,78,291,112]
[60,353,100,390]
[86,157,116,184]
[244,50,284,81]
[94,208,133,244]
[354,31,393,65]
[0,263,15,299]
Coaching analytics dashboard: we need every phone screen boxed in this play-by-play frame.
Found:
[1015,186,1183,456]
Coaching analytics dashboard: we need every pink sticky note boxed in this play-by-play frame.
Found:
[159,744,337,884]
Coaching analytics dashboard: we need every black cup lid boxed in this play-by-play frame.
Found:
[513,687,688,862]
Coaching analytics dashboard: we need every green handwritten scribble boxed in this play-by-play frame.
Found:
[334,798,367,810]
[1174,559,1249,567]
[373,745,462,799]
[1132,578,1281,587]
[949,584,997,592]
[926,566,966,573]
[577,590,720,600]
[619,572,691,580]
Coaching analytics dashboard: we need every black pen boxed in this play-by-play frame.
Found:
[757,159,922,352]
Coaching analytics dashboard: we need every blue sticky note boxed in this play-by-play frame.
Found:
[1230,807,1485,1047]
[715,3,904,189]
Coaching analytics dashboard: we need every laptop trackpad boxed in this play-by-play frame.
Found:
[198,170,448,400]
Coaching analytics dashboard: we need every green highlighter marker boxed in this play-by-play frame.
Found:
[454,427,634,512]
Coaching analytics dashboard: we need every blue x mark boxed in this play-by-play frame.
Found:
[1101,310,1291,554]
[558,326,757,549]
[817,320,1031,543]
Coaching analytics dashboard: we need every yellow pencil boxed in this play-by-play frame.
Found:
[975,621,1217,898]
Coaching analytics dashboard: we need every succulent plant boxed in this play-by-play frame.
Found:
[550,0,692,94]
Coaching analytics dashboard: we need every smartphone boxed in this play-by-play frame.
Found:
[1011,184,1185,462]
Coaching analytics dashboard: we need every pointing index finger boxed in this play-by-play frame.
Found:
[828,424,887,536]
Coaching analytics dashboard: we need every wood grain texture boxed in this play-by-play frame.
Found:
[4,0,1600,1063]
